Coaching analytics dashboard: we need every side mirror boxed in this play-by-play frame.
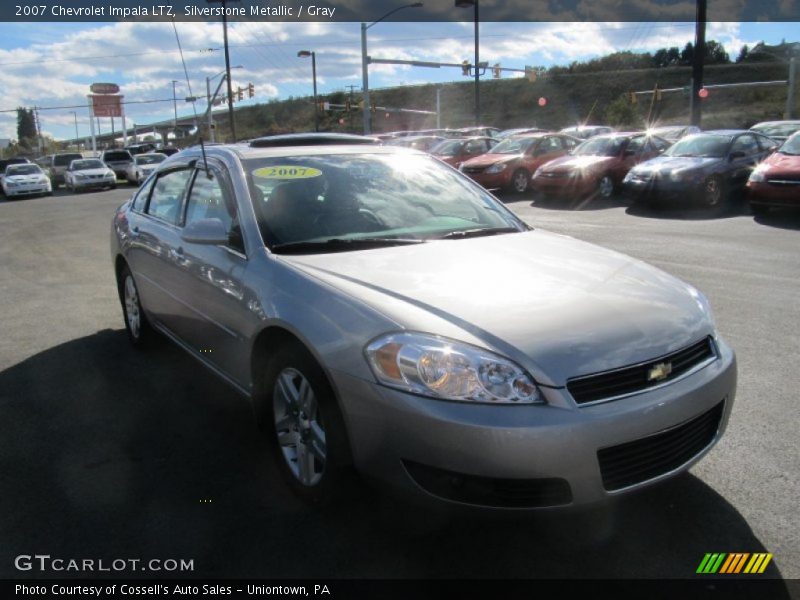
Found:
[181,218,229,245]
[729,151,746,161]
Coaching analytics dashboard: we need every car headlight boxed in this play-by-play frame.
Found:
[623,171,636,183]
[75,173,88,180]
[748,168,767,183]
[688,286,717,334]
[486,163,509,174]
[365,332,541,404]
[107,171,116,178]
[37,177,47,183]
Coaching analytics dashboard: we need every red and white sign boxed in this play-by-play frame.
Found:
[91,94,123,118]
[90,82,120,94]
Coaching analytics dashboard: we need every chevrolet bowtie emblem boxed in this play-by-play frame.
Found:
[647,361,673,382]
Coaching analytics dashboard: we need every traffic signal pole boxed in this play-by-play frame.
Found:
[690,0,707,127]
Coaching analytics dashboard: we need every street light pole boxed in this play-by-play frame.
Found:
[456,0,480,126]
[361,2,424,135]
[171,80,178,128]
[298,50,319,132]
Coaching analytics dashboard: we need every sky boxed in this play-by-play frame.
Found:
[0,20,796,141]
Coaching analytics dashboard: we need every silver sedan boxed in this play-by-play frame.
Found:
[110,134,736,509]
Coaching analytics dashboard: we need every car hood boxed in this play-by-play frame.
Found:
[5,174,45,182]
[538,155,615,173]
[762,151,800,174]
[280,230,712,386]
[461,153,520,168]
[633,155,720,175]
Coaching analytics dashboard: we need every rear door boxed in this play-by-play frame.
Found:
[125,165,194,330]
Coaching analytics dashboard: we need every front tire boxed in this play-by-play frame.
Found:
[702,176,725,209]
[261,342,353,504]
[118,264,155,347]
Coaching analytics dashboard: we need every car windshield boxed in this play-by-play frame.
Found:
[244,152,526,252]
[489,137,537,154]
[572,136,624,156]
[7,165,41,176]
[54,154,83,167]
[752,123,800,138]
[665,134,731,158]
[72,159,104,170]
[431,140,464,155]
[778,134,800,156]
[136,154,166,165]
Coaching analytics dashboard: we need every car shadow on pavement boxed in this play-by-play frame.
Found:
[524,194,630,212]
[0,329,790,587]
[752,208,800,231]
[626,201,751,221]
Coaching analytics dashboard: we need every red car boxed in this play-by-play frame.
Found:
[431,136,497,168]
[459,132,579,193]
[747,131,800,215]
[531,132,669,200]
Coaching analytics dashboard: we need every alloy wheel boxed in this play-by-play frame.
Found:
[273,368,327,487]
[123,275,141,339]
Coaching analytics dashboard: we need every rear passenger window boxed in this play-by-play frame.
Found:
[147,169,192,224]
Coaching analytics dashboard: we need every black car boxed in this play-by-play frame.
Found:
[622,130,779,209]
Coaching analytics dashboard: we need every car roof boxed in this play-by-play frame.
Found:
[703,129,750,136]
[751,120,800,126]
[227,142,423,160]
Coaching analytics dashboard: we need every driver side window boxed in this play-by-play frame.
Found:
[184,169,244,254]
[147,169,192,225]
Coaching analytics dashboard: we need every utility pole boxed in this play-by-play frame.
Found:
[171,80,179,129]
[208,0,238,142]
[436,87,442,128]
[786,57,797,119]
[690,0,707,127]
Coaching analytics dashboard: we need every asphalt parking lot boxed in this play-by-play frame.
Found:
[0,185,798,585]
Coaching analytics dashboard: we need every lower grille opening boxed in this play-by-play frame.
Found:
[597,400,725,492]
[403,460,572,508]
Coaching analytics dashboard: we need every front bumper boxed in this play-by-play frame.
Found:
[622,177,701,203]
[464,170,512,190]
[4,183,51,196]
[747,181,800,207]
[331,337,736,509]
[531,174,595,198]
[73,178,116,189]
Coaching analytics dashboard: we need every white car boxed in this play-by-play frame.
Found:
[64,158,117,192]
[125,153,168,185]
[1,163,52,198]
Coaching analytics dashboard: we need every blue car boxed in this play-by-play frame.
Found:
[623,130,779,209]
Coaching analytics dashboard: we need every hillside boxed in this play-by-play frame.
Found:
[207,61,798,141]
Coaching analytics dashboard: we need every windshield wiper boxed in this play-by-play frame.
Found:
[437,227,521,240]
[271,237,425,254]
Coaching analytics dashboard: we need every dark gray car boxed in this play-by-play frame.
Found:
[110,134,736,509]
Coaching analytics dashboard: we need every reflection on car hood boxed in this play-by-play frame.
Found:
[635,156,720,174]
[282,230,711,386]
[539,155,614,172]
[762,151,800,173]
[75,168,112,176]
[461,153,520,167]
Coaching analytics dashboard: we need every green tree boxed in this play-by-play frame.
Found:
[736,44,750,63]
[605,94,643,129]
[16,107,37,141]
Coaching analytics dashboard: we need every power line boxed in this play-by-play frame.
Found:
[0,47,219,67]
[0,98,177,113]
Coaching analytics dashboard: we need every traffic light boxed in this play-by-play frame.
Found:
[247,83,255,98]
[525,66,537,83]
[462,60,471,76]
[629,91,638,104]
[236,87,244,102]
[493,63,501,79]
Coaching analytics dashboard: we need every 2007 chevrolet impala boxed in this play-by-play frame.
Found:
[110,133,736,508]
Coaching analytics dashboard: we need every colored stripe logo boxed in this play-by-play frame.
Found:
[697,553,773,574]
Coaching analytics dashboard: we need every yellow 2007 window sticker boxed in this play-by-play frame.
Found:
[252,165,322,180]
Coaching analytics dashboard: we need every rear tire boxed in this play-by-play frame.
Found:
[260,341,354,505]
[118,264,155,348]
[509,169,530,194]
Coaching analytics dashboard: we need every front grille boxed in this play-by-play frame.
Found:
[597,401,724,491]
[567,337,716,405]
[403,460,572,508]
